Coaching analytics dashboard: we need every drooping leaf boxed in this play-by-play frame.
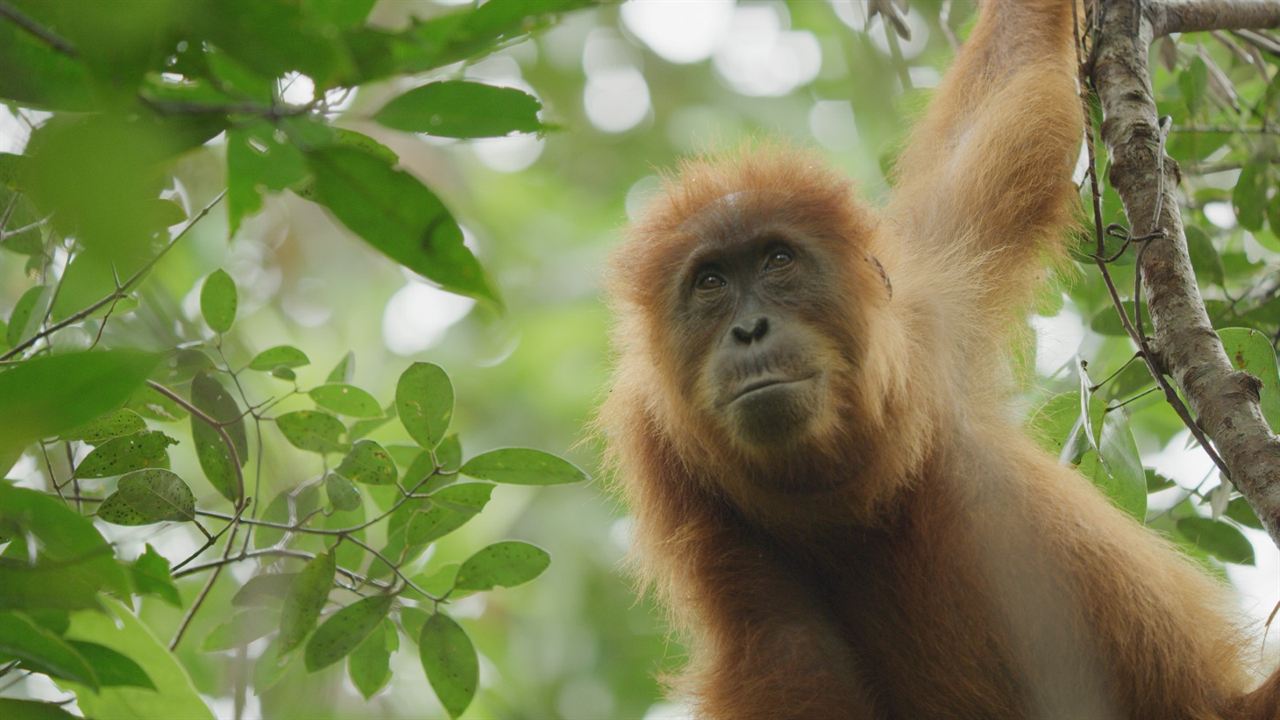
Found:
[65,598,213,720]
[348,619,396,699]
[336,440,397,485]
[305,146,497,303]
[1233,163,1267,232]
[130,545,180,607]
[375,81,544,138]
[1086,411,1147,521]
[1177,516,1256,565]
[202,610,279,652]
[396,362,453,450]
[304,594,393,671]
[66,640,154,688]
[453,541,550,592]
[0,350,158,474]
[0,612,98,689]
[190,372,248,502]
[279,551,335,654]
[200,269,237,333]
[310,383,382,417]
[276,410,347,454]
[97,469,196,525]
[0,698,81,719]
[74,431,176,478]
[325,472,362,511]
[460,448,587,485]
[418,612,477,719]
[248,345,311,372]
[0,485,130,610]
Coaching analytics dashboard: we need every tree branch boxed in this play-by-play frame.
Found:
[1149,0,1280,36]
[1093,0,1280,549]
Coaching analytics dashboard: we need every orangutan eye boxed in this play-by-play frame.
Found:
[764,247,794,271]
[695,271,727,291]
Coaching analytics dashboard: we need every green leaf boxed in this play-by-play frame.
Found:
[232,573,299,608]
[404,484,493,546]
[74,431,176,478]
[190,372,248,502]
[276,410,347,454]
[454,541,550,592]
[327,351,355,383]
[66,640,154,688]
[0,350,158,475]
[1219,327,1280,429]
[418,612,478,719]
[1090,411,1147,521]
[310,383,382,417]
[336,440,397,485]
[1026,392,1080,458]
[200,269,237,333]
[399,606,429,643]
[279,551,335,654]
[248,345,311,372]
[97,469,196,525]
[305,594,393,671]
[436,434,462,473]
[227,124,308,236]
[1233,163,1267,232]
[202,610,278,652]
[348,619,396,699]
[0,19,93,110]
[64,598,213,720]
[1177,517,1256,565]
[61,409,147,446]
[375,81,544,139]
[460,448,587,485]
[253,485,321,550]
[304,0,376,28]
[396,362,454,450]
[1184,226,1224,288]
[6,285,52,348]
[130,545,180,607]
[1178,55,1208,116]
[325,472,362,511]
[305,146,497,303]
[0,485,130,610]
[0,698,80,719]
[1226,497,1264,530]
[412,564,460,598]
[0,612,98,689]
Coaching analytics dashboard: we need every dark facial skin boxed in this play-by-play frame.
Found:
[675,227,839,450]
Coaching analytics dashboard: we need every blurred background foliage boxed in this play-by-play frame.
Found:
[1,0,1279,718]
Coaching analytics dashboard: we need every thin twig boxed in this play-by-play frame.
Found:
[0,1,78,57]
[0,190,226,361]
[146,379,245,506]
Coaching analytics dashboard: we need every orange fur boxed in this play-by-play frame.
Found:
[599,1,1278,718]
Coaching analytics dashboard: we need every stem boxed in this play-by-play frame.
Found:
[0,190,226,361]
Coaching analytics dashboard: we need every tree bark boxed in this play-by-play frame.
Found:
[1147,0,1280,36]
[1092,0,1280,549]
